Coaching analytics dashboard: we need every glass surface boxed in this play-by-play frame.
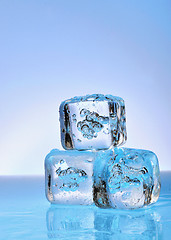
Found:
[0,172,170,240]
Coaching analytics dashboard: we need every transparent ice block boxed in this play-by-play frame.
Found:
[93,147,161,209]
[59,94,127,150]
[45,149,95,205]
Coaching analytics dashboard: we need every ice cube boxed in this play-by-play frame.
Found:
[59,94,127,150]
[45,149,95,205]
[93,147,161,209]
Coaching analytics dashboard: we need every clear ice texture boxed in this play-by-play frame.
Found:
[45,149,95,205]
[59,94,127,150]
[93,147,161,209]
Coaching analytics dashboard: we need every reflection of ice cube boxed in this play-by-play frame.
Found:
[45,149,94,205]
[46,205,161,240]
[59,94,127,150]
[93,147,161,209]
[46,205,95,239]
[94,208,161,240]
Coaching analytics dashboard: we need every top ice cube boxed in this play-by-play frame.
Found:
[59,94,127,150]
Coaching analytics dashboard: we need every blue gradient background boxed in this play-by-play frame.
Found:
[0,0,170,175]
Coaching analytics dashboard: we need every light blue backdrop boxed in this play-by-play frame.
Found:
[0,0,170,174]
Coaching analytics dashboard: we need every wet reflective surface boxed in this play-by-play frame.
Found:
[0,172,170,239]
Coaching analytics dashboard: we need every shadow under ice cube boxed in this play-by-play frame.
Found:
[59,94,127,150]
[45,149,94,205]
[93,147,161,209]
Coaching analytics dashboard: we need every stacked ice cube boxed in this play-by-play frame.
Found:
[45,94,160,209]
